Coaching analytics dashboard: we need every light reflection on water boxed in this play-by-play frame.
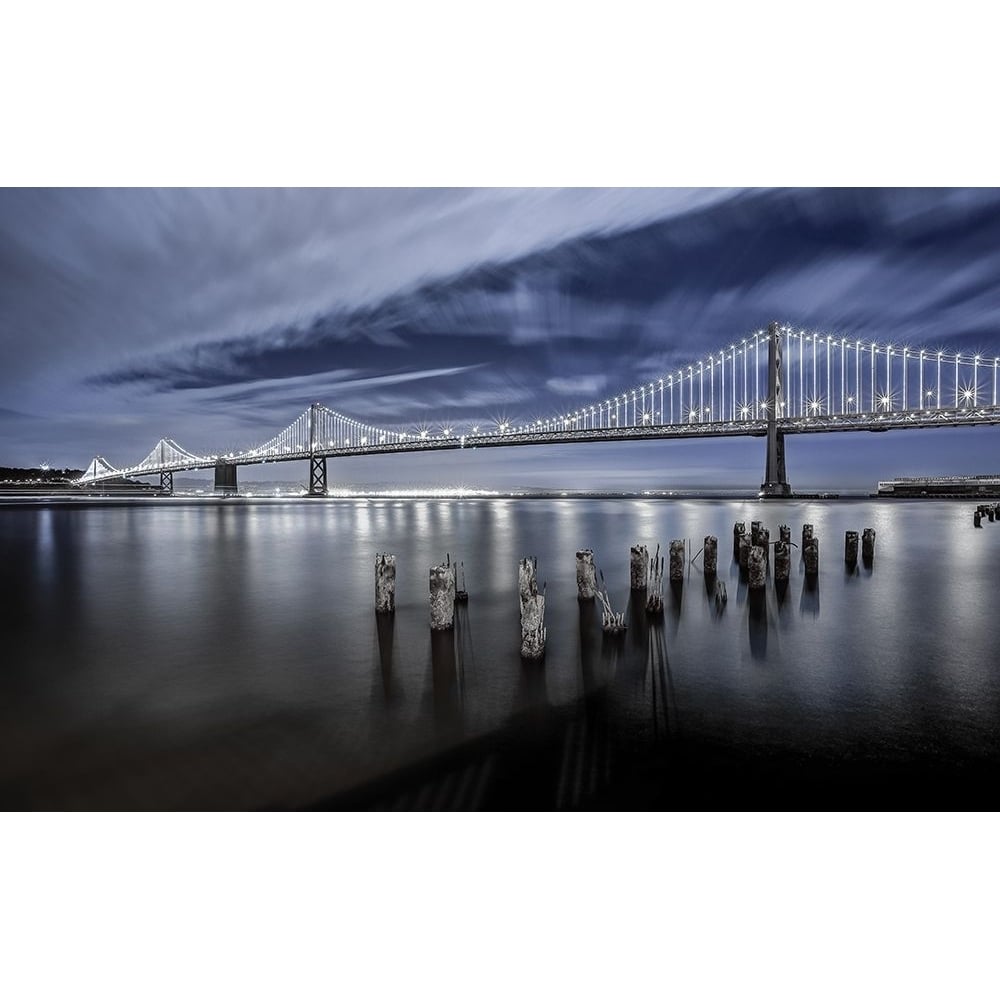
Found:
[1,498,998,808]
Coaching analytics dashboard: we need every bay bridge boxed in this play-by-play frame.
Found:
[78,322,1000,497]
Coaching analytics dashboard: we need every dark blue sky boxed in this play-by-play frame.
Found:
[2,187,999,489]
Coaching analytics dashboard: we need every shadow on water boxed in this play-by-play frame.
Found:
[775,578,789,605]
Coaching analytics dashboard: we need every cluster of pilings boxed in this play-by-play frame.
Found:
[732,519,877,597]
[973,504,1000,527]
[374,520,882,660]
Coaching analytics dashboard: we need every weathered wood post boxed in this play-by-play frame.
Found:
[738,533,750,571]
[669,539,685,583]
[733,522,746,560]
[703,535,718,576]
[751,520,762,546]
[759,527,770,563]
[630,544,649,590]
[845,530,859,567]
[429,562,455,630]
[802,523,814,549]
[779,524,791,544]
[576,549,597,600]
[974,510,983,528]
[375,552,396,613]
[748,545,766,590]
[990,506,996,523]
[646,545,664,615]
[774,540,790,582]
[804,537,819,577]
[519,557,546,660]
[862,528,876,563]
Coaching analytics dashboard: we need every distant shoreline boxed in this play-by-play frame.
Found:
[0,490,974,509]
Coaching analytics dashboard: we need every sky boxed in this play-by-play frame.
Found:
[2,186,1000,490]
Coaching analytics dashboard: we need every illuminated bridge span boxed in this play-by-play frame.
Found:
[78,323,1000,497]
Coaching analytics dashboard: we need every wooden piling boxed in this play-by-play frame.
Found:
[974,510,983,528]
[748,545,766,590]
[429,562,455,630]
[759,527,770,562]
[645,545,664,615]
[774,540,790,581]
[519,557,547,659]
[576,549,597,600]
[779,524,791,544]
[804,537,819,577]
[630,544,649,590]
[845,530,859,567]
[703,535,718,576]
[668,539,685,583]
[751,520,762,546]
[733,522,746,560]
[738,534,750,571]
[375,552,396,613]
[802,523,814,548]
[862,528,876,562]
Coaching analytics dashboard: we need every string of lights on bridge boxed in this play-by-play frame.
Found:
[79,325,1000,483]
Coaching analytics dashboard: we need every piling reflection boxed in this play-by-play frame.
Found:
[375,613,395,700]
[578,599,600,695]
[800,576,820,617]
[748,594,768,661]
[646,620,672,741]
[428,630,463,736]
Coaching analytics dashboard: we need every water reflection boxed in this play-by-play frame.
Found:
[3,498,1000,809]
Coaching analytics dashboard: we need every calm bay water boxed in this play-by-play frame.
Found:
[2,497,998,809]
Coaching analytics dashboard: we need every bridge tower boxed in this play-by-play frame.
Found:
[159,471,173,493]
[214,461,238,494]
[308,402,328,496]
[760,320,792,498]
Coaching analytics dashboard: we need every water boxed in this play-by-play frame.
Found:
[2,498,998,809]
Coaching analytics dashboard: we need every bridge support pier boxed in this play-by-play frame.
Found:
[309,455,327,496]
[214,462,238,494]
[761,320,792,498]
[159,470,173,494]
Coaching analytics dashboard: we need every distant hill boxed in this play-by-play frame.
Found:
[0,466,84,483]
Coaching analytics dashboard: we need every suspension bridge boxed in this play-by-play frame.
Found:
[77,322,1000,497]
